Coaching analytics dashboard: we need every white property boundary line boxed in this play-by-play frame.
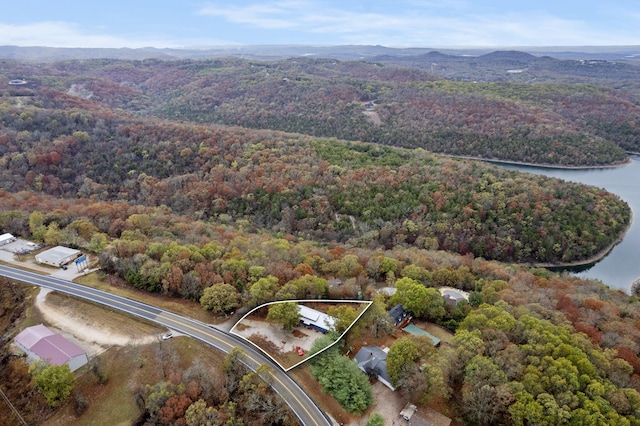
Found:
[230,299,373,371]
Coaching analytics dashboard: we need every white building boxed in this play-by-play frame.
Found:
[298,305,337,333]
[0,233,16,246]
[35,246,81,267]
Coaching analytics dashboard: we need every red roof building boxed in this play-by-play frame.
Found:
[14,324,88,372]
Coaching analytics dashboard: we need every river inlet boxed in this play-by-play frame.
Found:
[494,155,640,292]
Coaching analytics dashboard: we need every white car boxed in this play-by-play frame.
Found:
[162,332,173,340]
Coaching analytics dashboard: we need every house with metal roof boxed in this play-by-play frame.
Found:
[298,305,337,334]
[14,324,88,372]
[439,287,470,307]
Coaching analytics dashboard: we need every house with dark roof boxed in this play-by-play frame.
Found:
[353,346,395,390]
[389,304,412,328]
[14,324,88,372]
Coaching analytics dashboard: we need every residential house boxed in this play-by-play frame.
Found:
[353,345,395,390]
[389,304,412,328]
[298,305,337,334]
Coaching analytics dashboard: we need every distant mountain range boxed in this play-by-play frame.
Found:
[1,44,639,62]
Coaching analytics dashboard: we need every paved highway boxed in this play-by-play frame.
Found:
[0,264,332,426]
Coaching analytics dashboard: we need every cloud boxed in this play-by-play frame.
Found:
[198,1,640,46]
[0,21,178,48]
[198,1,311,29]
[2,2,639,49]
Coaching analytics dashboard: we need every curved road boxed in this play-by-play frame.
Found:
[0,264,332,426]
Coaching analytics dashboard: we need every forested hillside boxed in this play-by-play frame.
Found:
[1,54,640,425]
[1,187,640,425]
[2,56,639,166]
[373,49,640,88]
[0,89,630,264]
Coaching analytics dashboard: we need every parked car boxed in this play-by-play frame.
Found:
[162,332,173,340]
[296,346,304,356]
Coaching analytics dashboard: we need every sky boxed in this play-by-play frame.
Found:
[1,1,639,49]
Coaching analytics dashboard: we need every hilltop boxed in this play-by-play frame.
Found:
[2,52,639,167]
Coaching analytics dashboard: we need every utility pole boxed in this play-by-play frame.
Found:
[0,386,28,426]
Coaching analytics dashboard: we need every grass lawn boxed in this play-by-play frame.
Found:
[420,321,455,345]
[44,290,163,336]
[42,337,226,426]
[74,272,222,324]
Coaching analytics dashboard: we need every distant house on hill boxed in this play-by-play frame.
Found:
[14,324,88,372]
[389,304,411,328]
[439,287,470,307]
[354,346,395,390]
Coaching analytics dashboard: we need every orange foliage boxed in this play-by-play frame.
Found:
[294,263,315,276]
[556,295,581,323]
[574,322,602,345]
[616,346,640,376]
[329,246,346,260]
[582,298,606,311]
[158,394,192,425]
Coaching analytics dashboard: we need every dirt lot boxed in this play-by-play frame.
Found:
[32,288,162,356]
[233,318,321,353]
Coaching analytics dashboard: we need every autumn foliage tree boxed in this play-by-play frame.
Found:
[266,302,300,331]
[30,362,75,407]
[200,284,240,316]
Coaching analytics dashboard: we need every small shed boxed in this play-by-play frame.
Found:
[14,324,88,372]
[400,403,417,421]
[298,305,337,333]
[35,246,81,267]
[0,233,16,246]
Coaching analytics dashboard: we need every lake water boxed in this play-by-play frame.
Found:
[494,155,640,292]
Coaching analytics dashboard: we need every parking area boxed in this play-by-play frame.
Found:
[1,238,42,256]
[0,239,91,280]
